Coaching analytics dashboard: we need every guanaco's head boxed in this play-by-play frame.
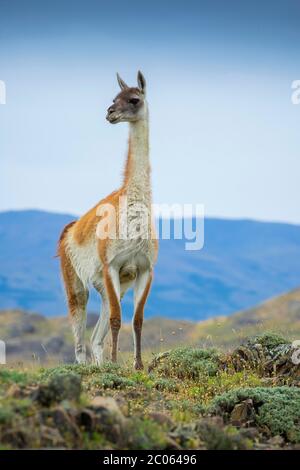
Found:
[106,71,147,124]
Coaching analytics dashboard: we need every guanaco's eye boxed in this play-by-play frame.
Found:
[128,98,140,105]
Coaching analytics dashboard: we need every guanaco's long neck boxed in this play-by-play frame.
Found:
[123,111,151,201]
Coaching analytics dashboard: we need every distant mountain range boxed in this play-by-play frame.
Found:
[0,210,300,321]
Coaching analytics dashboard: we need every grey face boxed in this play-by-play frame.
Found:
[106,71,147,124]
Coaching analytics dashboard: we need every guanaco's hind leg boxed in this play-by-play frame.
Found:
[133,269,152,370]
[60,249,89,364]
[91,283,110,365]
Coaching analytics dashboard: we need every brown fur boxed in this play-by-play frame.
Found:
[133,273,152,369]
[59,235,88,317]
[103,264,121,362]
[57,220,76,256]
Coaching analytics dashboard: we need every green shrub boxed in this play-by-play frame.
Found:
[247,332,289,349]
[127,418,168,449]
[0,407,13,425]
[0,398,32,425]
[154,378,179,392]
[196,421,253,450]
[39,362,121,381]
[151,347,220,380]
[209,386,300,443]
[188,370,263,404]
[91,373,135,389]
[0,369,29,385]
[168,399,206,423]
[35,371,82,405]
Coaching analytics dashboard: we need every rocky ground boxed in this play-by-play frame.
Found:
[0,332,299,450]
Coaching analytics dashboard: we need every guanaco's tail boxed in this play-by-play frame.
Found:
[55,220,76,258]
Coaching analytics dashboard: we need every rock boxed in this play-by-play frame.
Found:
[40,425,65,447]
[268,435,285,447]
[89,396,126,443]
[165,436,182,450]
[75,408,96,432]
[39,407,81,446]
[90,396,123,415]
[50,407,81,439]
[1,429,29,448]
[228,333,300,385]
[239,427,260,440]
[113,395,128,415]
[230,399,254,425]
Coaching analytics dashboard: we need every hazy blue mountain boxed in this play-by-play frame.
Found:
[1,210,300,321]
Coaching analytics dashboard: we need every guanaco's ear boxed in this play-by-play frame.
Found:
[116,73,128,91]
[137,70,146,95]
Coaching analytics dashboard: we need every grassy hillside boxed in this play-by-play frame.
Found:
[1,290,300,449]
[191,287,300,349]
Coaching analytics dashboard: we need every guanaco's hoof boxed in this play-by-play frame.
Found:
[134,360,144,370]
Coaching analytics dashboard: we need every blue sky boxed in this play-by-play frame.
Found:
[0,0,299,223]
